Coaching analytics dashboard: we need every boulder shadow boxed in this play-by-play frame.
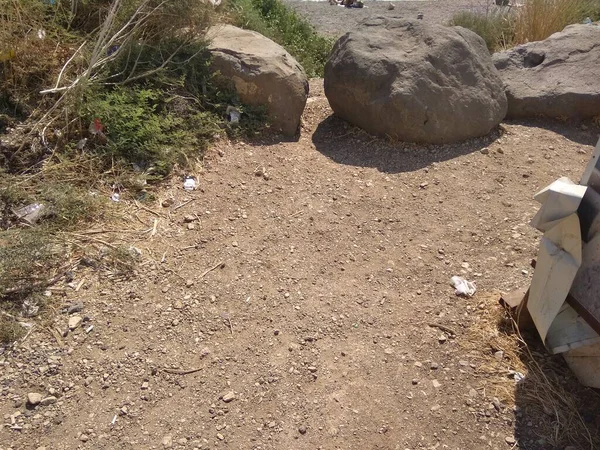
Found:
[504,117,600,147]
[311,115,502,174]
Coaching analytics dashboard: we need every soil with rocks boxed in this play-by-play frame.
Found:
[2,79,600,450]
[285,0,489,37]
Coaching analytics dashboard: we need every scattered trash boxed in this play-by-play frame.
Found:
[0,48,16,62]
[513,372,525,382]
[183,176,196,191]
[110,193,120,202]
[85,325,94,334]
[22,298,40,317]
[76,138,87,150]
[37,29,46,40]
[13,203,48,225]
[207,0,222,6]
[107,45,120,56]
[450,275,476,297]
[583,17,593,25]
[226,106,241,125]
[508,370,525,382]
[89,118,106,142]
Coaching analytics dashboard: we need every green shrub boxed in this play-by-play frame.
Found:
[449,10,515,52]
[229,0,333,77]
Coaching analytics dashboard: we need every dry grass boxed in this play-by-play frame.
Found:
[514,0,594,44]
[463,292,600,449]
[451,0,596,52]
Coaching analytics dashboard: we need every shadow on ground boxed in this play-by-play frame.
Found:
[311,115,501,173]
[505,117,600,147]
[512,329,600,449]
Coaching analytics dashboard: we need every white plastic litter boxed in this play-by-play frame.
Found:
[226,105,241,125]
[183,177,196,191]
[110,193,120,202]
[450,276,476,297]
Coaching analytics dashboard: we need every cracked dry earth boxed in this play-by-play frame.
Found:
[2,79,600,450]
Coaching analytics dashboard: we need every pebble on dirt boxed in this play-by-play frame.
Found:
[222,391,235,403]
[68,315,82,330]
[298,425,307,434]
[27,392,42,406]
[40,396,57,406]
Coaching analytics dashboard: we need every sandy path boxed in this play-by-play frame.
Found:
[2,79,599,450]
[285,0,491,36]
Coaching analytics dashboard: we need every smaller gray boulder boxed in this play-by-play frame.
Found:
[207,25,309,136]
[493,24,600,119]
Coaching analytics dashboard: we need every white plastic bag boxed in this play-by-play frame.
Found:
[450,276,476,297]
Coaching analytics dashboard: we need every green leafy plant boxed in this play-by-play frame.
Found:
[228,0,333,77]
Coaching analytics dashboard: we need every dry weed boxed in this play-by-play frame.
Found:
[462,291,600,449]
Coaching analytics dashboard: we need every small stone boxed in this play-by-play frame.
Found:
[480,148,489,155]
[141,381,149,390]
[492,397,502,411]
[431,404,441,411]
[27,393,42,406]
[412,379,419,385]
[173,300,183,310]
[216,433,224,440]
[298,425,307,434]
[497,147,504,154]
[79,434,89,442]
[432,379,441,388]
[267,421,276,428]
[184,215,196,223]
[383,348,394,355]
[187,223,195,230]
[177,438,188,445]
[505,436,516,445]
[430,362,439,370]
[307,366,317,373]
[67,303,84,314]
[39,396,57,406]
[494,350,504,360]
[68,315,82,330]
[231,241,239,247]
[162,435,173,448]
[273,329,280,336]
[186,279,194,287]
[162,199,174,207]
[222,391,235,403]
[120,406,128,416]
[438,335,447,343]
[469,388,478,398]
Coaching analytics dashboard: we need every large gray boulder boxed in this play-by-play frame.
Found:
[207,25,309,137]
[324,18,507,144]
[493,24,600,119]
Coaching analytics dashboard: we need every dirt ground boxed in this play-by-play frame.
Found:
[285,0,490,37]
[2,79,600,450]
